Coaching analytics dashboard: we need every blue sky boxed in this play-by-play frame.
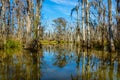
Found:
[42,0,117,32]
[42,0,77,20]
[42,0,78,32]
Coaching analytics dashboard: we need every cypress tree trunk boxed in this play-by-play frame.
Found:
[25,12,31,48]
[1,0,6,44]
[117,0,120,39]
[82,0,85,46]
[102,6,106,50]
[86,0,90,48]
[108,0,115,52]
[76,8,80,43]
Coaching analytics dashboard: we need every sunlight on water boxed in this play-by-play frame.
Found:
[0,44,120,80]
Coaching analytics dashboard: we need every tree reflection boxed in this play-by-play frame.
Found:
[0,48,43,80]
[71,46,83,80]
[0,45,120,80]
[53,46,67,68]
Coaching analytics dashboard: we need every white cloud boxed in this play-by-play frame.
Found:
[54,5,77,18]
[50,0,77,6]
[50,0,64,4]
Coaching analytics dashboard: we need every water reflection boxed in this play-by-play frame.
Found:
[0,44,120,80]
[0,49,43,80]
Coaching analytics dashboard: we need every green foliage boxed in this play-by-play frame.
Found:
[59,40,66,43]
[4,40,21,49]
[0,39,4,49]
[40,40,58,44]
[40,40,68,44]
[103,40,112,51]
[93,41,103,50]
[114,40,120,51]
[53,17,67,41]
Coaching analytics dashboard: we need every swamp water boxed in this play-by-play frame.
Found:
[0,44,120,80]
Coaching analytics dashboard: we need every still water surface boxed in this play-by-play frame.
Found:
[0,44,120,80]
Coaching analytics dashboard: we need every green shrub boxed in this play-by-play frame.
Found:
[4,40,21,48]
